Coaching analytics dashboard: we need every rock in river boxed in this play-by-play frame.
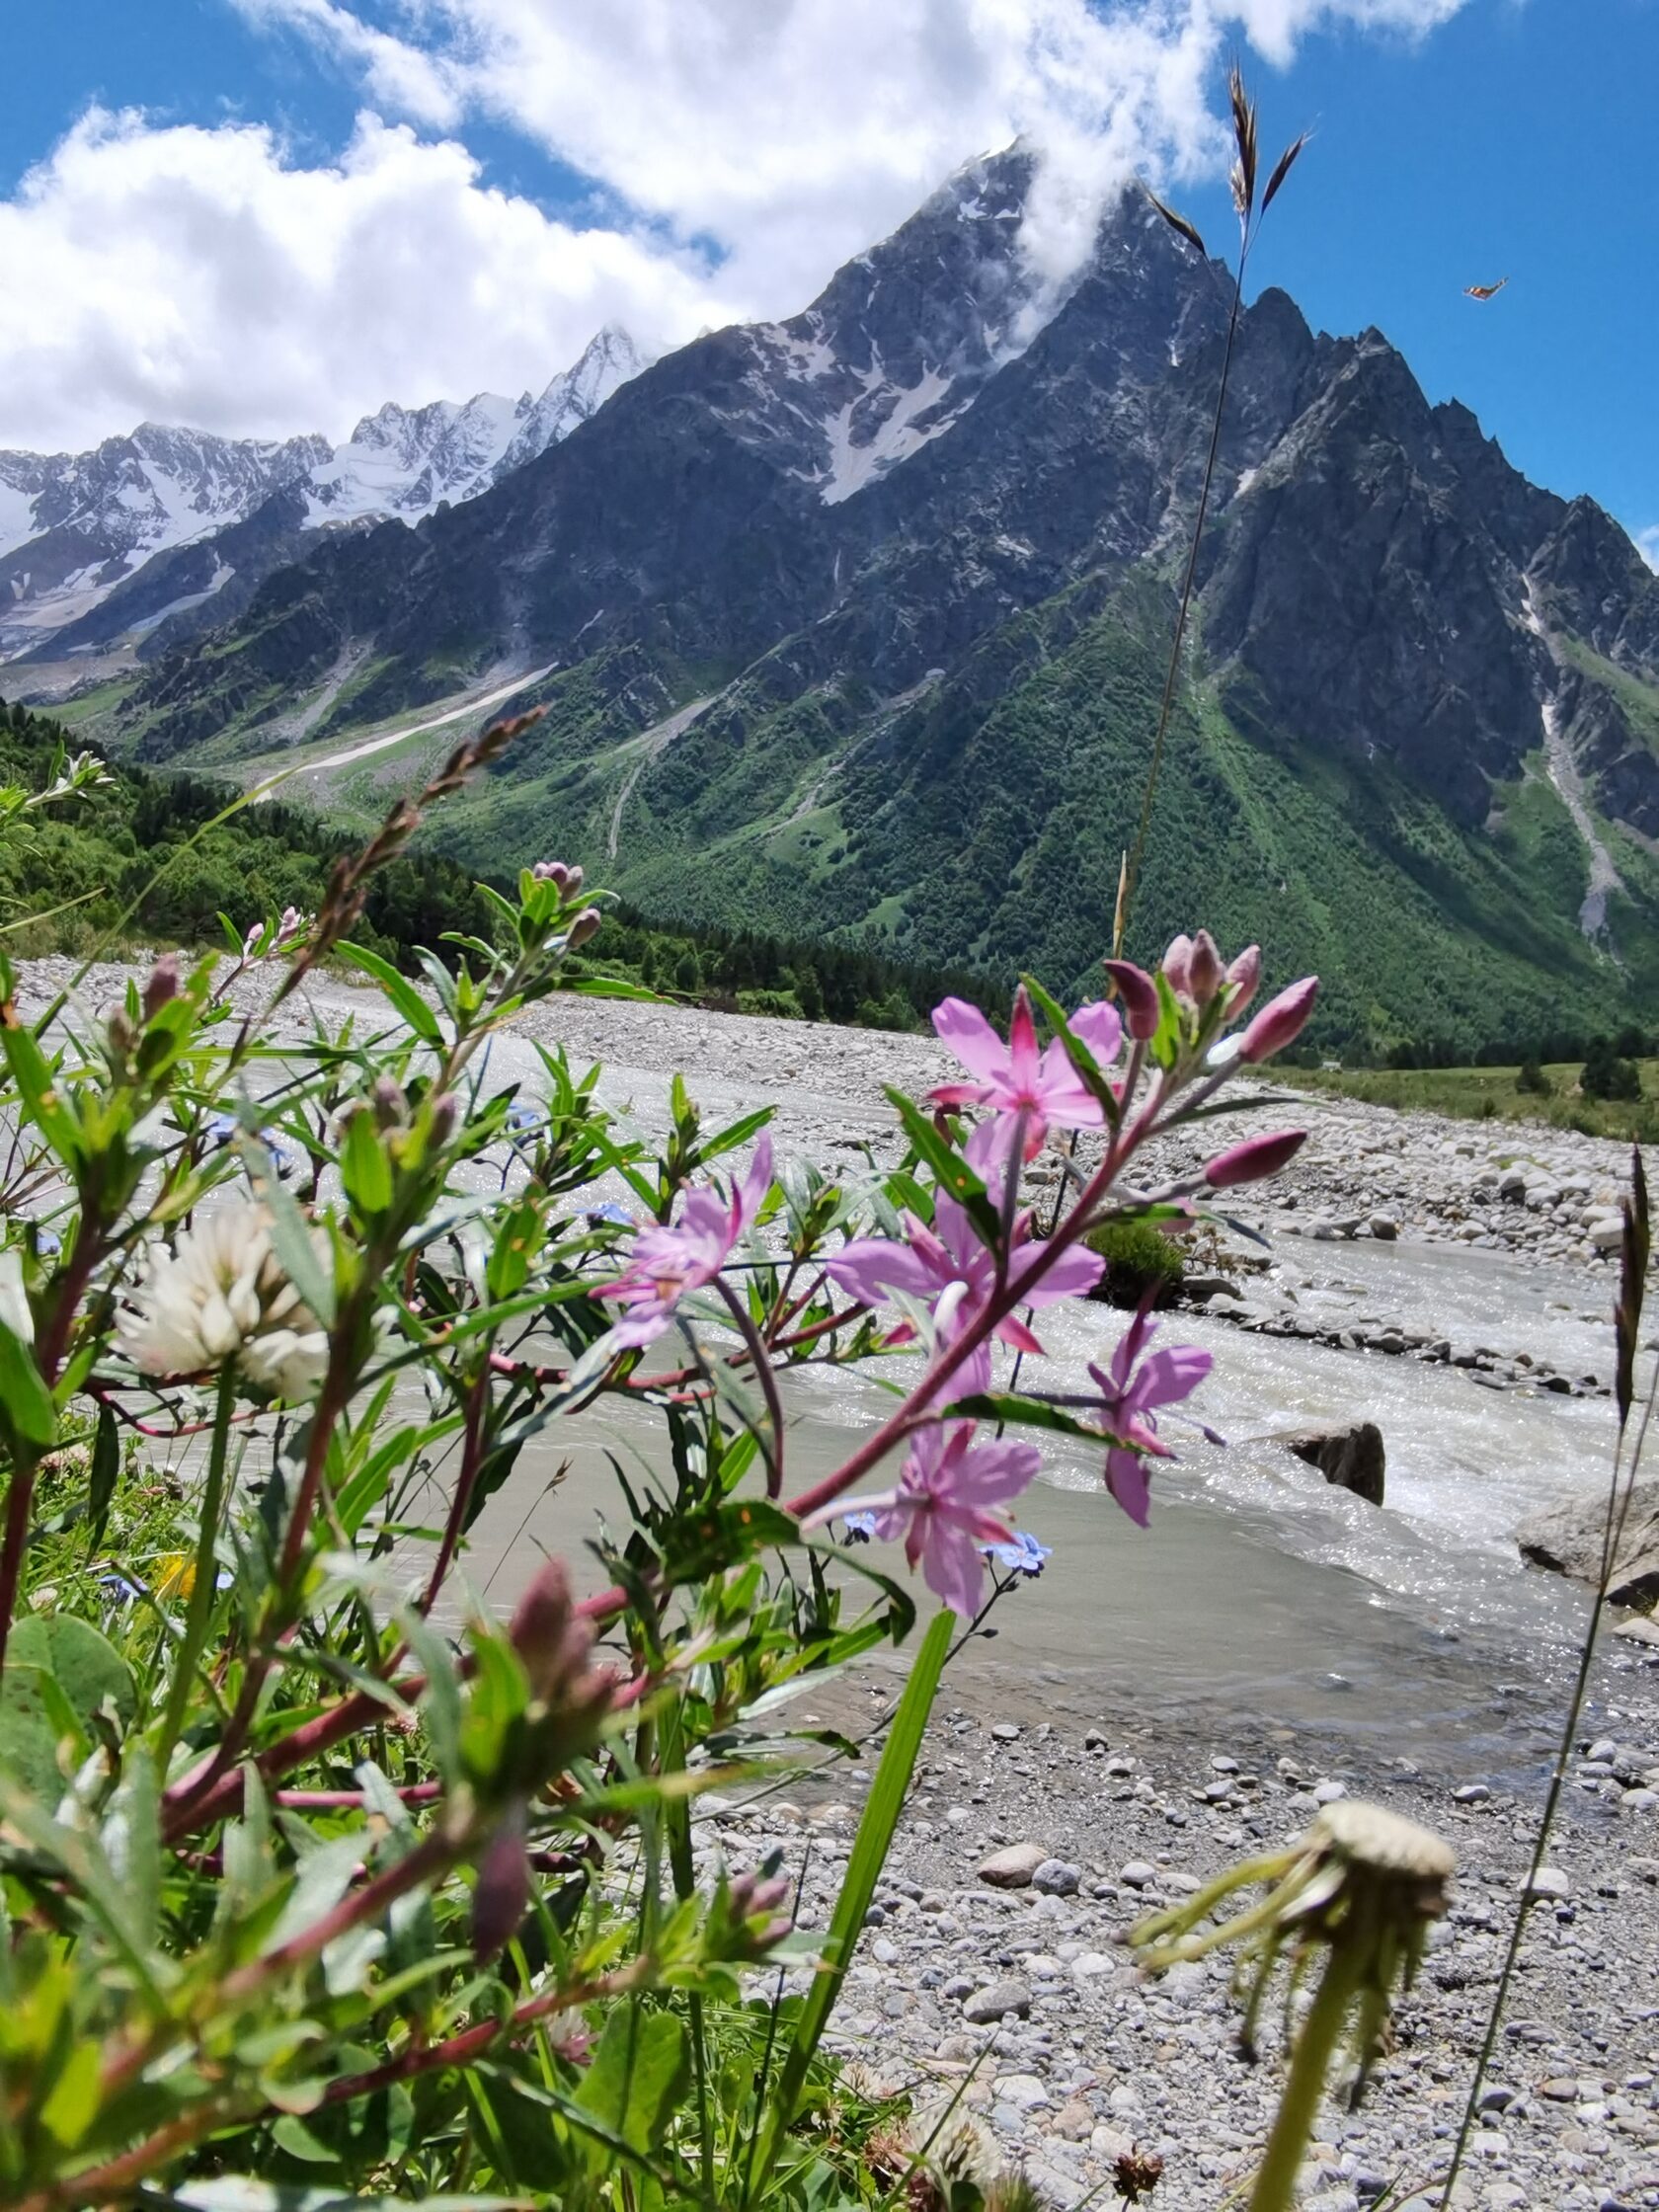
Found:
[1282,1421,1386,1508]
[1518,1480,1659,1608]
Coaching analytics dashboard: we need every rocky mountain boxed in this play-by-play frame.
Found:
[0,326,645,669]
[90,150,1659,1053]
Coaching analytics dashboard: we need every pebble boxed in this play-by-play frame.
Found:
[978,1843,1050,1888]
[964,1979,1033,2023]
[1032,1858,1082,1895]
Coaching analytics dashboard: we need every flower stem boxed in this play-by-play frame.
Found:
[157,1366,237,1768]
[1248,1938,1363,2212]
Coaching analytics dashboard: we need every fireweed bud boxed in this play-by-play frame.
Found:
[531,860,570,888]
[1187,930,1224,1006]
[1161,934,1195,999]
[1102,959,1160,1041]
[1225,943,1261,1015]
[1204,1129,1307,1188]
[1238,977,1319,1064]
[509,1558,588,1702]
[567,907,602,949]
[107,1007,138,1057]
[371,1076,407,1129]
[428,1091,460,1147]
[472,1800,531,1961]
[142,955,182,1020]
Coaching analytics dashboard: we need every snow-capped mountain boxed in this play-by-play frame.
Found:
[0,326,646,667]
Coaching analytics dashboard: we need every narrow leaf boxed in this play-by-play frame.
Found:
[1144,188,1207,259]
[1262,129,1309,211]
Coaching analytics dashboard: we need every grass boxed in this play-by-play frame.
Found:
[1268,1059,1659,1144]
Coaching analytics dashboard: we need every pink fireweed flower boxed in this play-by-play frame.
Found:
[594,1137,772,1348]
[929,987,1122,1161]
[1088,1305,1213,1528]
[825,1143,1103,1367]
[843,1421,1042,1619]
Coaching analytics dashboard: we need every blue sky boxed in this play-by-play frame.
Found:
[1,0,1654,556]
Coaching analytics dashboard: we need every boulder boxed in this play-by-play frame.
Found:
[963,1978,1032,2022]
[1281,1422,1386,1507]
[1518,1481,1659,1609]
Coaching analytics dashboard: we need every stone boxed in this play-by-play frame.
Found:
[978,1843,1049,1888]
[1032,1858,1082,1895]
[1051,2098,1095,2140]
[1518,1482,1659,1608]
[1613,1615,1659,1647]
[1280,1421,1386,1507]
[1369,1214,1398,1239]
[992,2072,1050,2111]
[1455,1782,1493,1804]
[964,1979,1034,2023]
[989,1722,1022,1742]
[1118,1859,1159,1888]
[1526,1866,1571,1901]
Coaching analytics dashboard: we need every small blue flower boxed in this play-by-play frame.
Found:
[99,1573,144,1602]
[841,1510,881,1543]
[981,1530,1051,1577]
[204,1113,239,1146]
[33,1226,62,1260]
[585,1201,634,1227]
[504,1101,544,1136]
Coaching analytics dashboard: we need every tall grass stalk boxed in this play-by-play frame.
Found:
[1116,66,1306,961]
[1438,1147,1651,2206]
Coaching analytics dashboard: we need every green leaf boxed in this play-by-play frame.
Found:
[341,1106,394,1217]
[574,2007,688,2162]
[9,1614,136,1726]
[1022,972,1120,1124]
[245,1137,336,1326]
[0,1664,67,1801]
[883,1088,1000,1243]
[335,942,443,1045]
[950,1392,1107,1442]
[86,1402,119,1550]
[0,1020,80,1167]
[0,1317,55,1453]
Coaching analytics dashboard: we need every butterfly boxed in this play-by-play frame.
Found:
[1463,277,1510,301]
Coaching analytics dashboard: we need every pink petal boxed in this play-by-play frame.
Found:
[1068,999,1123,1069]
[932,998,1010,1082]
[825,1237,951,1304]
[1105,1447,1151,1527]
[1131,1344,1213,1409]
[736,1135,774,1230]
[1006,987,1041,1089]
[994,1313,1046,1356]
[1009,1239,1104,1307]
[918,1517,990,1620]
[927,1079,994,1109]
[942,1436,1042,1509]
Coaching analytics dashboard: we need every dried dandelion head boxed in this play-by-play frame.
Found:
[1132,1802,1455,2212]
[1135,1799,1454,2080]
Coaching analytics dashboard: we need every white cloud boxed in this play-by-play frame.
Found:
[0,108,727,450]
[0,0,1471,451]
[1637,526,1659,576]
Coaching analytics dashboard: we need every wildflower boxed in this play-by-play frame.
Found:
[836,1422,1041,1619]
[117,1200,330,1401]
[241,907,305,961]
[982,1529,1051,1576]
[1237,976,1318,1064]
[1204,1129,1306,1188]
[594,1138,772,1349]
[202,1115,294,1179]
[1088,1306,1213,1526]
[825,1154,1102,1361]
[532,860,582,893]
[841,1509,880,1542]
[929,987,1121,1161]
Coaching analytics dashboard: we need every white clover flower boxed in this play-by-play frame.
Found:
[118,1201,330,1401]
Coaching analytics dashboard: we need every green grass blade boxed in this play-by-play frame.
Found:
[743,1604,952,2203]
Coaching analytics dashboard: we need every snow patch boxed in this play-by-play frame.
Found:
[815,368,962,506]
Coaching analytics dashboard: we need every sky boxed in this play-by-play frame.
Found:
[1,0,1655,564]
